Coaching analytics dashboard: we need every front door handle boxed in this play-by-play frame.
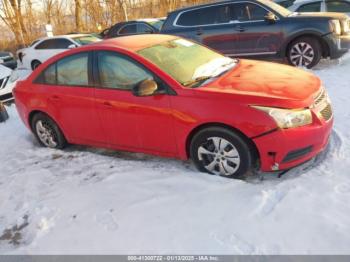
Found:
[235,26,245,32]
[50,95,60,101]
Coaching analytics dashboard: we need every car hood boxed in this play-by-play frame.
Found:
[200,60,321,108]
[291,12,349,20]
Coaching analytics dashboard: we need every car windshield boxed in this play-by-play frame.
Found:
[71,35,101,45]
[258,0,292,16]
[137,39,238,87]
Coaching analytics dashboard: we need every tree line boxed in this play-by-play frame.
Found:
[0,0,212,51]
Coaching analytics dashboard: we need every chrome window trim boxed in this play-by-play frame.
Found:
[173,1,280,28]
[226,51,277,56]
[117,23,154,36]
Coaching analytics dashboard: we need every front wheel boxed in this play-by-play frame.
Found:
[31,113,67,149]
[287,37,322,69]
[190,127,254,179]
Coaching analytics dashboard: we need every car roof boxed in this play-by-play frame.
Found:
[89,34,179,52]
[168,0,260,14]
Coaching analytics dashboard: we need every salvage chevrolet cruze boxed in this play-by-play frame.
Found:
[14,35,333,178]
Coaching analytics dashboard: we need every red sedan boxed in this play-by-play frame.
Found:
[14,35,333,179]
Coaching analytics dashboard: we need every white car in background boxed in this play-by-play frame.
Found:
[0,64,13,102]
[288,0,350,15]
[17,34,101,70]
[0,64,31,103]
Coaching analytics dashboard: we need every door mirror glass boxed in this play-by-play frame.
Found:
[264,12,277,24]
[133,79,158,97]
[68,44,77,49]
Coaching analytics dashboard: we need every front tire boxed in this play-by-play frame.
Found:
[190,127,254,179]
[31,113,66,149]
[287,37,322,69]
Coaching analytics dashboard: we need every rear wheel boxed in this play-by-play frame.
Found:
[190,127,254,179]
[31,60,41,70]
[287,37,322,69]
[31,113,66,149]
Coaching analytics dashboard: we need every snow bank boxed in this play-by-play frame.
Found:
[1,55,350,254]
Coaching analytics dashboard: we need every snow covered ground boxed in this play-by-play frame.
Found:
[1,55,350,255]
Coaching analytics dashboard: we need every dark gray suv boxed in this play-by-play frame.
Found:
[161,0,350,68]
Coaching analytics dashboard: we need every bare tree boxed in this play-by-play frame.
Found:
[75,0,82,32]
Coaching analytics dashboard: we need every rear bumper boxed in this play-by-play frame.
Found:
[323,33,350,59]
[254,116,333,172]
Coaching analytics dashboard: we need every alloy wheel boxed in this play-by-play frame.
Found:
[35,120,58,148]
[197,136,240,176]
[289,42,315,67]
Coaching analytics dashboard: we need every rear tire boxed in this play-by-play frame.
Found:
[31,60,41,70]
[190,127,254,179]
[287,37,322,69]
[31,113,66,149]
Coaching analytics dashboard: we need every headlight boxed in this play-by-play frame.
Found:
[252,106,313,129]
[330,19,342,35]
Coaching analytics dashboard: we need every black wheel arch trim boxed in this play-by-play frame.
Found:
[281,30,331,57]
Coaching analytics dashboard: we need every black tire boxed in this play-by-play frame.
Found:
[287,36,322,69]
[31,60,41,70]
[31,113,67,149]
[190,127,254,179]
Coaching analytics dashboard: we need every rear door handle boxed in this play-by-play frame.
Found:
[102,101,113,107]
[196,29,203,35]
[235,26,245,32]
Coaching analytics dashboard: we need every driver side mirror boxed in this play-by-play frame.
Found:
[133,79,158,97]
[264,12,277,24]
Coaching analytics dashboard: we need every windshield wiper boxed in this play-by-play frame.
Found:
[183,76,214,88]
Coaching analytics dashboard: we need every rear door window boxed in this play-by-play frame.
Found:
[35,39,57,49]
[118,24,137,35]
[296,2,322,12]
[57,53,89,86]
[35,53,90,86]
[137,23,154,33]
[54,38,74,49]
[176,4,233,26]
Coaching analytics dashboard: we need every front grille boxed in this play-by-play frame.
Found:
[320,104,333,121]
[313,88,333,121]
[314,89,326,106]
